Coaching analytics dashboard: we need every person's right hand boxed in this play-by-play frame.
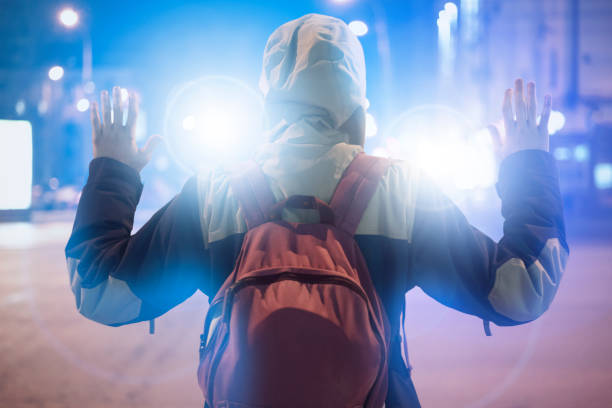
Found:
[494,78,552,160]
[90,87,162,172]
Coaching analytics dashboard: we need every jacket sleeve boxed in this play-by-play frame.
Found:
[409,150,569,326]
[65,157,210,326]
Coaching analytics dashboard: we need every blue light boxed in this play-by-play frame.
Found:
[444,3,458,20]
[365,112,377,138]
[48,66,64,81]
[76,98,90,112]
[0,120,32,209]
[553,147,571,161]
[574,144,589,162]
[59,8,79,28]
[348,20,368,37]
[548,110,566,135]
[163,75,263,172]
[594,163,612,190]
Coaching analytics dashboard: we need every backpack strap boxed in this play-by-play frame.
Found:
[230,161,277,230]
[330,152,391,235]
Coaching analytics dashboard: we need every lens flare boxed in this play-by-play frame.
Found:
[384,105,496,194]
[164,76,264,172]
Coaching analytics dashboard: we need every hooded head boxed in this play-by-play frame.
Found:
[254,14,367,200]
[259,13,367,146]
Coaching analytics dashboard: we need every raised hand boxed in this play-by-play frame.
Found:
[90,87,162,172]
[494,78,552,159]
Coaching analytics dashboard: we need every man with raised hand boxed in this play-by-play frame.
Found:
[66,14,567,407]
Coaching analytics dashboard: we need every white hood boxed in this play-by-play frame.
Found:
[255,13,367,202]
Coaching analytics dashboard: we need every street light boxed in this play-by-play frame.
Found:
[59,7,79,28]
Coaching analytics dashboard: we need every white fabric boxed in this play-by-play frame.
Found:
[255,14,367,197]
[196,160,418,246]
[488,238,568,322]
[67,257,142,325]
[196,14,419,244]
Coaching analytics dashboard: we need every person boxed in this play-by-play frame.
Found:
[65,13,568,407]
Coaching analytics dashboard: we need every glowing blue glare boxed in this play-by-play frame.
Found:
[348,20,368,36]
[553,147,571,161]
[182,115,196,131]
[384,105,496,191]
[48,66,64,81]
[59,8,79,28]
[574,144,589,162]
[76,98,90,112]
[365,113,377,138]
[438,10,450,24]
[461,0,479,15]
[444,3,458,19]
[164,75,264,172]
[594,163,612,189]
[15,100,26,116]
[371,147,390,158]
[38,100,48,115]
[0,120,32,209]
[548,110,565,135]
[83,81,95,94]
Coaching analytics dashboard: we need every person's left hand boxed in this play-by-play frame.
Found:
[90,87,162,172]
[490,78,551,160]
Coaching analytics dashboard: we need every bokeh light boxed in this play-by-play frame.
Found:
[83,81,95,94]
[444,2,458,20]
[58,8,79,28]
[365,112,378,138]
[574,144,589,162]
[48,66,64,81]
[76,98,90,112]
[164,76,264,172]
[548,110,566,135]
[554,147,571,161]
[182,115,196,131]
[594,163,612,189]
[15,100,26,116]
[348,20,368,36]
[383,105,496,193]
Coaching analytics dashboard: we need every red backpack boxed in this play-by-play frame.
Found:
[198,153,392,408]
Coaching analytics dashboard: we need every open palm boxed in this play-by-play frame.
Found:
[493,78,552,159]
[90,87,161,172]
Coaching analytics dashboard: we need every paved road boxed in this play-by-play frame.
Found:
[0,219,611,407]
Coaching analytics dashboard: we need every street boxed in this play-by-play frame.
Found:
[0,216,611,407]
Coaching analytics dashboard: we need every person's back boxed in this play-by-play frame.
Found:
[66,14,568,407]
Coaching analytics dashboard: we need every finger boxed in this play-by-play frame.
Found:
[527,81,536,126]
[502,88,513,133]
[539,94,552,133]
[112,86,122,126]
[488,124,502,147]
[140,135,163,162]
[101,90,111,127]
[487,124,504,159]
[90,101,101,141]
[127,92,139,129]
[514,78,526,125]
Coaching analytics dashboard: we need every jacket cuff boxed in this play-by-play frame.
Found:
[88,157,141,183]
[496,150,559,200]
[87,158,143,200]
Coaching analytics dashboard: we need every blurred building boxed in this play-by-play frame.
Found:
[450,0,612,211]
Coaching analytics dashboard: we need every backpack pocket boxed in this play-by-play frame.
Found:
[199,269,384,408]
